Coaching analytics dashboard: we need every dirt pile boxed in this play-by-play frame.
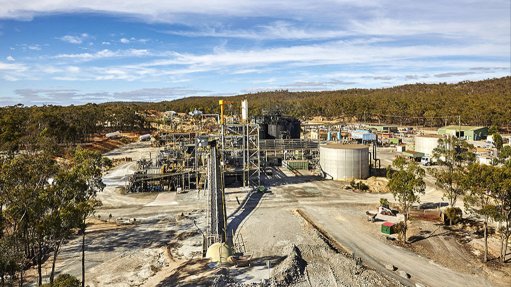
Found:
[271,244,404,287]
[365,177,390,193]
[271,244,307,286]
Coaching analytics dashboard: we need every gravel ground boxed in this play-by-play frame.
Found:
[24,143,509,286]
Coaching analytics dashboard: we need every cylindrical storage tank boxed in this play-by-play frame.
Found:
[327,132,332,141]
[241,99,248,122]
[320,144,369,180]
[337,131,341,141]
[415,135,441,156]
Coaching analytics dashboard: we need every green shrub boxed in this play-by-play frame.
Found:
[358,182,369,191]
[42,274,80,287]
[444,207,462,225]
[379,198,390,208]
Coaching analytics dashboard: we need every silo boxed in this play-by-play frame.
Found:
[415,135,442,156]
[320,144,369,180]
[241,99,248,123]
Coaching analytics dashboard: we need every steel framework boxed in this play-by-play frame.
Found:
[220,124,260,188]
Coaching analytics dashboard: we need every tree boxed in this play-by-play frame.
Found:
[485,165,511,263]
[432,136,475,225]
[488,125,498,135]
[0,152,58,285]
[44,169,85,284]
[69,147,106,287]
[497,145,511,167]
[463,164,500,262]
[387,157,426,242]
[492,132,503,151]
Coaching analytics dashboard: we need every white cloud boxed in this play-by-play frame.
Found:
[9,87,210,105]
[150,41,508,69]
[3,75,19,81]
[166,21,351,40]
[102,41,111,45]
[120,38,130,44]
[0,61,26,72]
[54,49,150,61]
[0,0,379,21]
[28,44,41,51]
[67,66,80,73]
[59,33,89,44]
[6,55,15,61]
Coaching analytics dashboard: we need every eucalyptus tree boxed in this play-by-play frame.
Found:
[44,168,85,285]
[483,165,511,263]
[387,156,426,242]
[0,152,58,285]
[463,164,500,262]
[69,147,105,287]
[432,136,475,224]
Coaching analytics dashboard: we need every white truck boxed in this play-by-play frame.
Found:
[420,155,436,166]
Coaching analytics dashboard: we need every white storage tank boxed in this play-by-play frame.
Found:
[415,135,442,156]
[320,144,369,180]
[241,99,248,123]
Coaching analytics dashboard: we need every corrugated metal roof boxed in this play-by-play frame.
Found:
[439,125,486,131]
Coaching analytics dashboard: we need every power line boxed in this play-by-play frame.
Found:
[368,113,461,120]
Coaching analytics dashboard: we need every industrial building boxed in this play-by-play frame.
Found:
[350,130,377,143]
[319,144,370,180]
[438,126,488,141]
[256,111,301,140]
[368,125,398,133]
[414,135,442,156]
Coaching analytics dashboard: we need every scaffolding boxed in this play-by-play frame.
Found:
[259,139,320,171]
[220,124,260,188]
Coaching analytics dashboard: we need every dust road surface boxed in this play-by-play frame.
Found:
[300,205,494,287]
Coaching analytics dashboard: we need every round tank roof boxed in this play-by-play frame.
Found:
[321,143,368,150]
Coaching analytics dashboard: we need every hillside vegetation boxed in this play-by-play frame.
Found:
[151,77,511,127]
[1,77,510,152]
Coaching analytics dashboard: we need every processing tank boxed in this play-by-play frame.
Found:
[319,143,369,180]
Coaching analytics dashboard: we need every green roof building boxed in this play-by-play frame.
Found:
[437,125,488,141]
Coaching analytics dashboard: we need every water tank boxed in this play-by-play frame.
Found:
[320,144,369,180]
[415,135,441,156]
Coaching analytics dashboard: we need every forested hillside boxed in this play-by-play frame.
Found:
[1,77,510,152]
[152,76,511,127]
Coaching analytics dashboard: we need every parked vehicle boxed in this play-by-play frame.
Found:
[421,155,436,166]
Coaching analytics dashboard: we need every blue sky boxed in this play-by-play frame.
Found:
[0,0,509,106]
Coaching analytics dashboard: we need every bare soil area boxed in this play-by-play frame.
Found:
[23,143,510,287]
